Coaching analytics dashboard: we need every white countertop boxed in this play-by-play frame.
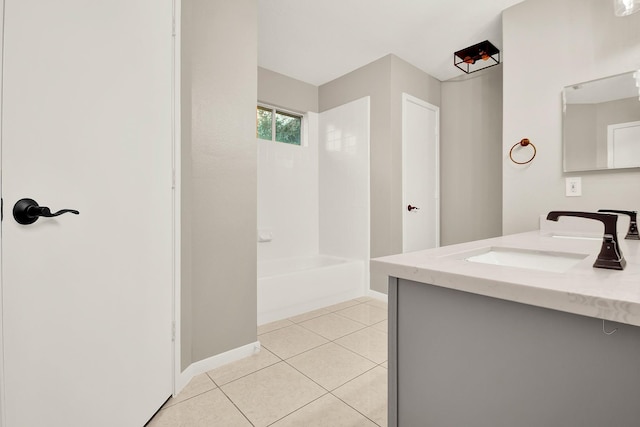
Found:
[371,230,640,326]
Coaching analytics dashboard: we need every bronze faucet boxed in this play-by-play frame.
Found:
[597,210,639,240]
[546,211,626,270]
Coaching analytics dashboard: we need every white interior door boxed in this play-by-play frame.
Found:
[607,121,640,168]
[402,93,439,253]
[0,1,175,426]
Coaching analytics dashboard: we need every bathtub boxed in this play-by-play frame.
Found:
[257,255,365,325]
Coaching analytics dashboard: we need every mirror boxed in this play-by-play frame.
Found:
[563,71,640,172]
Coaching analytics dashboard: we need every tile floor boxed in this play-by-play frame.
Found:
[147,297,388,427]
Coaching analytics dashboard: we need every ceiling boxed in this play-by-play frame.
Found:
[258,0,525,86]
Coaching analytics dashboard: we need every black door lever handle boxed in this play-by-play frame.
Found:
[13,198,79,225]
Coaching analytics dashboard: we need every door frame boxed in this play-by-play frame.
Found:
[171,0,184,400]
[0,1,5,423]
[401,92,440,252]
[0,1,182,425]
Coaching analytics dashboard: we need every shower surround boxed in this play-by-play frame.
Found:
[257,97,370,323]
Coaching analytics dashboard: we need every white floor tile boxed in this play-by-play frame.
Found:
[148,389,251,427]
[220,362,326,427]
[325,299,362,312]
[335,304,387,325]
[287,342,376,390]
[335,327,388,364]
[288,308,331,323]
[258,318,295,335]
[299,313,367,340]
[163,373,216,409]
[159,300,389,426]
[371,319,388,334]
[259,324,328,359]
[271,394,378,427]
[333,366,388,427]
[366,299,388,310]
[208,347,280,386]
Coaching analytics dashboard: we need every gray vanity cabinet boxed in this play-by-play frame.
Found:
[388,277,640,427]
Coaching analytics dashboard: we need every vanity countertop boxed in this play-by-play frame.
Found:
[371,230,640,326]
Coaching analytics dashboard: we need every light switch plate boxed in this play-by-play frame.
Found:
[566,177,582,197]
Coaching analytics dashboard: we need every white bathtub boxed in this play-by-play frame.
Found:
[257,255,365,325]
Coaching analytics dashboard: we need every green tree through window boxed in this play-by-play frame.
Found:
[257,105,302,145]
[257,106,272,140]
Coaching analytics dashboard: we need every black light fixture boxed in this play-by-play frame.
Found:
[454,40,500,74]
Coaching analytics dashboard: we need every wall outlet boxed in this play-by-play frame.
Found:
[565,177,582,197]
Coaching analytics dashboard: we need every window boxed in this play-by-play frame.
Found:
[256,105,302,145]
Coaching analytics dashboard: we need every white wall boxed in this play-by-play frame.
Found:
[502,0,640,234]
[257,97,371,274]
[319,54,441,294]
[319,97,371,267]
[257,113,319,261]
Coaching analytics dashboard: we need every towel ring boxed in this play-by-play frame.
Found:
[509,138,536,165]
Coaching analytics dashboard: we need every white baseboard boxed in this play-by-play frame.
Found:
[175,341,261,395]
[368,289,388,302]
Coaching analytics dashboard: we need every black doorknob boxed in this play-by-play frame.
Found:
[13,198,79,225]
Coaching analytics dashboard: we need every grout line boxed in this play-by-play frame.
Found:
[151,387,218,416]
[322,300,366,313]
[282,358,332,393]
[294,315,369,340]
[210,354,283,388]
[287,308,332,324]
[205,371,219,388]
[331,333,386,366]
[331,306,387,327]
[263,392,331,427]
[329,365,386,427]
[257,319,296,336]
[215,385,257,427]
[159,374,219,410]
[326,311,372,327]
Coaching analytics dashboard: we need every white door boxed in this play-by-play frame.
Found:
[402,93,439,253]
[0,1,175,426]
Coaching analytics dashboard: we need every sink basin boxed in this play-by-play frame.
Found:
[549,233,602,242]
[464,247,588,273]
[550,234,600,241]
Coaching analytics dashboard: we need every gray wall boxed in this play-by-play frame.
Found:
[181,0,257,369]
[564,104,598,171]
[440,66,503,245]
[503,0,640,234]
[260,54,502,293]
[389,56,442,248]
[258,67,319,113]
[319,55,441,294]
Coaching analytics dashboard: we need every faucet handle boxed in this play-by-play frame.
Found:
[597,210,639,240]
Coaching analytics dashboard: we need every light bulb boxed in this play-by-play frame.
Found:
[614,0,640,16]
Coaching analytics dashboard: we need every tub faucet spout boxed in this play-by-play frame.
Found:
[546,211,626,270]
